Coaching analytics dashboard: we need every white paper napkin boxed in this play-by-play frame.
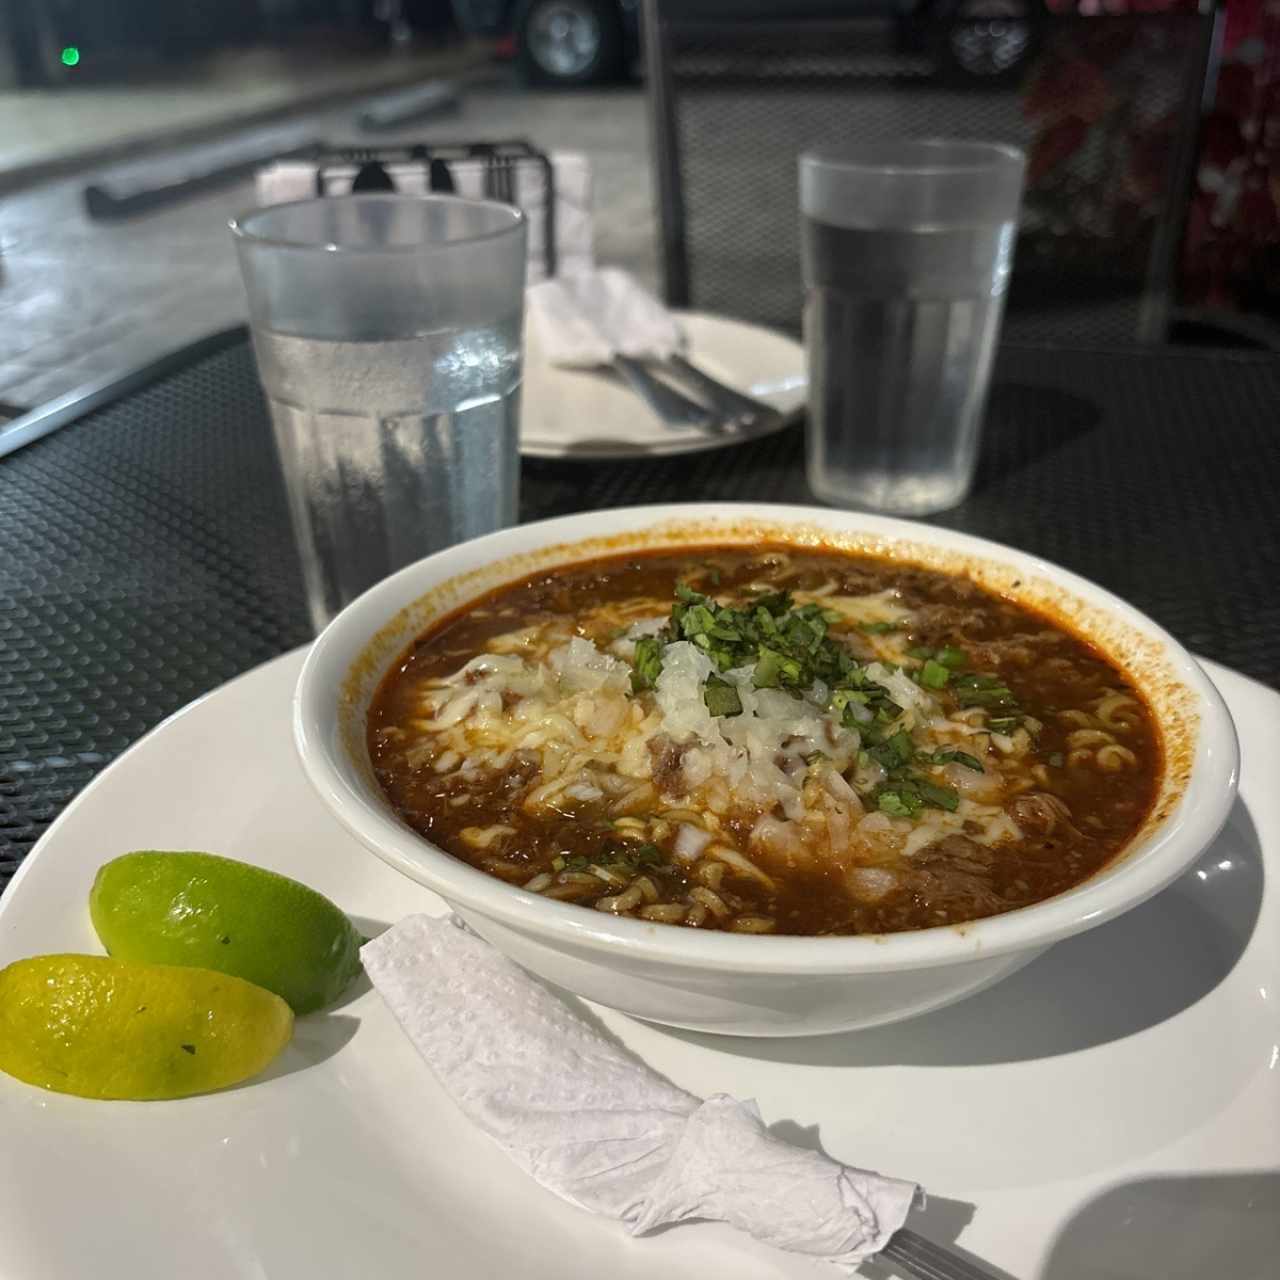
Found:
[527,268,683,366]
[362,914,918,1270]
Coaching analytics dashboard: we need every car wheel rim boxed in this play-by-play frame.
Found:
[950,0,1031,77]
[528,1,602,78]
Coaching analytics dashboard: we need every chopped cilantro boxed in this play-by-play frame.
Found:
[629,581,926,738]
[942,668,1025,727]
[678,603,719,641]
[831,688,869,713]
[872,772,960,817]
[987,715,1022,732]
[919,658,951,689]
[783,610,828,654]
[567,843,666,879]
[952,672,1019,712]
[753,646,804,689]
[936,646,967,669]
[924,748,985,772]
[752,590,793,616]
[665,581,857,690]
[877,790,916,818]
[869,729,915,771]
[703,674,743,718]
[831,666,902,726]
[630,635,665,692]
[832,687,872,730]
[859,717,891,747]
[859,620,901,634]
[916,778,960,812]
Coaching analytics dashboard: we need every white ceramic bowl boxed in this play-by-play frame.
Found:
[295,504,1239,1037]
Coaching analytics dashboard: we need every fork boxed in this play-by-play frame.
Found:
[611,355,719,432]
[659,352,784,433]
[881,1227,1011,1280]
[612,353,784,435]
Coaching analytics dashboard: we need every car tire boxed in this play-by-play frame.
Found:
[515,0,624,87]
[935,0,1044,88]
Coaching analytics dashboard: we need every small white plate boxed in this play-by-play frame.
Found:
[520,311,806,460]
[0,654,1276,1279]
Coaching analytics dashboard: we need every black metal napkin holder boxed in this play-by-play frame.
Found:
[311,141,559,278]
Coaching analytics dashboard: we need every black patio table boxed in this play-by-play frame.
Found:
[2,330,1278,893]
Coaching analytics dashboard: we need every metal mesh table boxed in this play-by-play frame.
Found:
[2,332,1278,892]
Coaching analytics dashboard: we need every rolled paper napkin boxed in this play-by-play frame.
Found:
[526,267,684,366]
[362,914,919,1269]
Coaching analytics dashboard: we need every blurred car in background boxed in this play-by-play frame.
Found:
[449,0,1046,87]
[450,0,641,84]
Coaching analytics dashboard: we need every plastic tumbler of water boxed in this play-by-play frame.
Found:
[231,194,527,633]
[800,142,1025,517]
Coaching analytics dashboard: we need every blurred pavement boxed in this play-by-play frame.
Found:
[0,69,655,412]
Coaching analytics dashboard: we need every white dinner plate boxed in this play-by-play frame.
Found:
[0,653,1275,1279]
[519,311,806,459]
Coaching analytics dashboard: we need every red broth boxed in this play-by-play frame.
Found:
[368,547,1160,936]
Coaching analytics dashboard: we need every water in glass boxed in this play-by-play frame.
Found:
[253,314,521,632]
[803,219,1015,516]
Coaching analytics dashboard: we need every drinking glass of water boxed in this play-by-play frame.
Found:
[231,194,527,633]
[800,141,1025,517]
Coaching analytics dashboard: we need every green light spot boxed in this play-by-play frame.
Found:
[61,46,80,67]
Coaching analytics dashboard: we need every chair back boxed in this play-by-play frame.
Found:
[643,0,1220,344]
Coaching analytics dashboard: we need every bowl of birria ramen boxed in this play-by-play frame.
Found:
[295,505,1237,1036]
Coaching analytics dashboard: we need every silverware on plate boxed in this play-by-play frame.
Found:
[610,354,718,432]
[661,351,785,433]
[882,1227,1012,1280]
[610,352,784,436]
[547,272,777,435]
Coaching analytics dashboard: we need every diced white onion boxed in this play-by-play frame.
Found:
[848,866,899,903]
[673,823,713,861]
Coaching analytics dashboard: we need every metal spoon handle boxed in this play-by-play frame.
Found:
[880,1228,1010,1280]
[611,354,716,431]
[664,352,781,429]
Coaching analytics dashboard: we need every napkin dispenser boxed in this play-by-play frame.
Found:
[256,141,593,283]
